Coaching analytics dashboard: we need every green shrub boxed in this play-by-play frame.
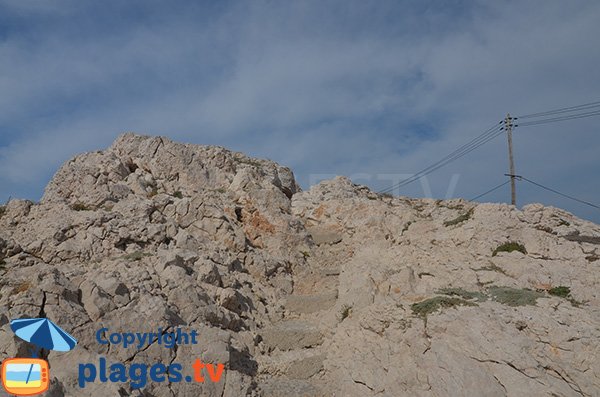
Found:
[437,287,487,302]
[0,206,5,218]
[443,209,474,227]
[492,242,527,256]
[548,286,570,298]
[411,296,476,318]
[173,191,183,199]
[547,286,582,307]
[488,286,543,306]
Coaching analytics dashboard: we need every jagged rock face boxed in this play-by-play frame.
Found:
[1,134,599,396]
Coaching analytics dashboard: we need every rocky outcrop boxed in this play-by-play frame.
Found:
[1,134,599,396]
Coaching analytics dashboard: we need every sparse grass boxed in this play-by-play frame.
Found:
[437,287,487,302]
[473,263,508,276]
[122,251,152,261]
[340,304,352,321]
[71,202,91,211]
[173,191,184,199]
[411,296,476,318]
[488,286,543,306]
[443,208,474,227]
[300,251,311,259]
[492,242,527,257]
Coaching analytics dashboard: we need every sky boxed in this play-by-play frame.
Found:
[0,0,599,223]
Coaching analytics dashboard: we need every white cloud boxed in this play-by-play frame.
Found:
[1,0,599,221]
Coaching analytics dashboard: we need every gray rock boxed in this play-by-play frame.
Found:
[1,134,599,396]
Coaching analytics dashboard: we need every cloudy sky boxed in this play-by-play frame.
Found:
[1,0,599,222]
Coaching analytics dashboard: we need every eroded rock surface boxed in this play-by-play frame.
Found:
[1,134,599,396]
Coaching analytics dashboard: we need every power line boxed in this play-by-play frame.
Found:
[516,100,600,119]
[517,175,600,210]
[378,122,504,193]
[516,110,600,127]
[378,99,600,198]
[469,180,510,201]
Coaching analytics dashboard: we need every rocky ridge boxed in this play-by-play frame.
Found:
[1,133,599,396]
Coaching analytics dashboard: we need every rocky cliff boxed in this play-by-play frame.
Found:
[1,134,599,396]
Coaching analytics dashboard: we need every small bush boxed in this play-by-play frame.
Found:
[411,296,476,318]
[123,251,152,261]
[444,209,474,227]
[488,286,543,306]
[437,287,487,302]
[492,242,527,256]
[71,202,91,211]
[547,286,582,307]
[0,259,6,270]
[548,286,570,298]
[0,205,5,218]
[173,191,184,199]
[340,305,352,321]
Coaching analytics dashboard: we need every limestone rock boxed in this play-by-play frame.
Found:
[1,134,599,396]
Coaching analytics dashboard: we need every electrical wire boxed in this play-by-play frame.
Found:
[519,176,600,210]
[379,99,600,196]
[516,100,600,119]
[469,180,511,201]
[516,110,600,127]
[378,122,504,193]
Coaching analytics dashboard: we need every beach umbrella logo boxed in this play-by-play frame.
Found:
[1,318,77,396]
[9,318,77,352]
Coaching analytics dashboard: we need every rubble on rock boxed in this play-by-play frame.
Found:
[1,133,599,396]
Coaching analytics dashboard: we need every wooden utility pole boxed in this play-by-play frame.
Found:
[505,113,517,206]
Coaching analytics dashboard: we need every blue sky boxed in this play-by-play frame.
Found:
[1,0,599,223]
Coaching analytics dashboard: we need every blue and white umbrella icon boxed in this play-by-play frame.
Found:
[10,318,77,352]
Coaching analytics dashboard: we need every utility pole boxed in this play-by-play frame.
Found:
[505,113,517,206]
